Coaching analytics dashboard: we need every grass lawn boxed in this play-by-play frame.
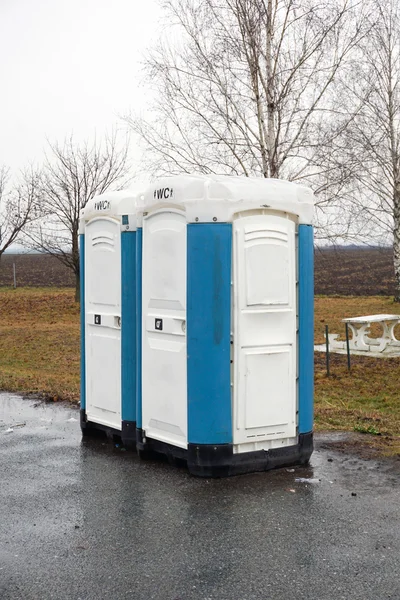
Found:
[0,288,400,456]
[0,288,80,403]
[315,295,400,456]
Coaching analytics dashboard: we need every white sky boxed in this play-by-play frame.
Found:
[0,0,161,171]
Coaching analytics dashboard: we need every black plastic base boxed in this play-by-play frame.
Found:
[121,420,137,450]
[80,409,136,449]
[136,429,313,478]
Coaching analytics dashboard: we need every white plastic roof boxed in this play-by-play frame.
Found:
[144,174,314,224]
[81,188,145,221]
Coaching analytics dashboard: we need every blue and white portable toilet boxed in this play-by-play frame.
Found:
[137,175,314,477]
[79,188,144,448]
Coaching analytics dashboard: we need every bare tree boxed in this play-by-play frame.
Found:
[336,1,400,297]
[0,166,41,261]
[125,0,368,231]
[29,131,131,301]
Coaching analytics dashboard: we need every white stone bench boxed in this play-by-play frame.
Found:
[329,314,400,354]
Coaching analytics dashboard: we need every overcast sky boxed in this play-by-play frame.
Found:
[0,0,161,171]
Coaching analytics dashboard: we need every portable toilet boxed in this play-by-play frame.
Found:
[79,188,144,448]
[136,175,314,477]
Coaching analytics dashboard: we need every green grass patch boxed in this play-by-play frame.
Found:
[354,424,381,435]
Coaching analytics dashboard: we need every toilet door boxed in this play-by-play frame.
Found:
[141,209,187,449]
[85,217,122,430]
[233,213,297,448]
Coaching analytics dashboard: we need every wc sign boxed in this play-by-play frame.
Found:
[94,199,111,211]
[153,188,173,200]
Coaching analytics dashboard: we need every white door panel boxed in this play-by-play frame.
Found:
[85,217,121,430]
[142,211,188,449]
[233,214,297,448]
[87,333,120,427]
[243,347,294,430]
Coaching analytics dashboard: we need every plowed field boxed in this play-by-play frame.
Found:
[0,247,396,295]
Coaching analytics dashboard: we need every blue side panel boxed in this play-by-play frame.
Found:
[187,223,232,445]
[298,225,314,434]
[79,234,86,410]
[136,228,143,429]
[121,231,137,423]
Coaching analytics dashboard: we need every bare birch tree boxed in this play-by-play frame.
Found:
[0,166,41,260]
[337,1,400,298]
[28,131,131,301]
[125,0,367,232]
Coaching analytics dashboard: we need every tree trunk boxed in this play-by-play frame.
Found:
[265,0,278,178]
[72,227,80,303]
[75,268,80,303]
[393,188,400,302]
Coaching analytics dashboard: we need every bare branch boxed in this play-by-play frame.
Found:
[26,130,132,300]
[0,166,42,257]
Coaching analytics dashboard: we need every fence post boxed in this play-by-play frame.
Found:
[345,323,351,371]
[325,324,330,377]
[13,262,16,288]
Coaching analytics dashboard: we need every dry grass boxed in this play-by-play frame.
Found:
[315,295,400,344]
[0,288,399,456]
[0,287,80,402]
[315,296,400,457]
[315,353,400,457]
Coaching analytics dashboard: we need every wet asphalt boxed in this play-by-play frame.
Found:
[0,394,399,600]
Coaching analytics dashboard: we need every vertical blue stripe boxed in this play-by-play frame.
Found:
[136,228,143,429]
[79,234,86,410]
[121,231,137,423]
[187,223,232,445]
[298,225,314,434]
